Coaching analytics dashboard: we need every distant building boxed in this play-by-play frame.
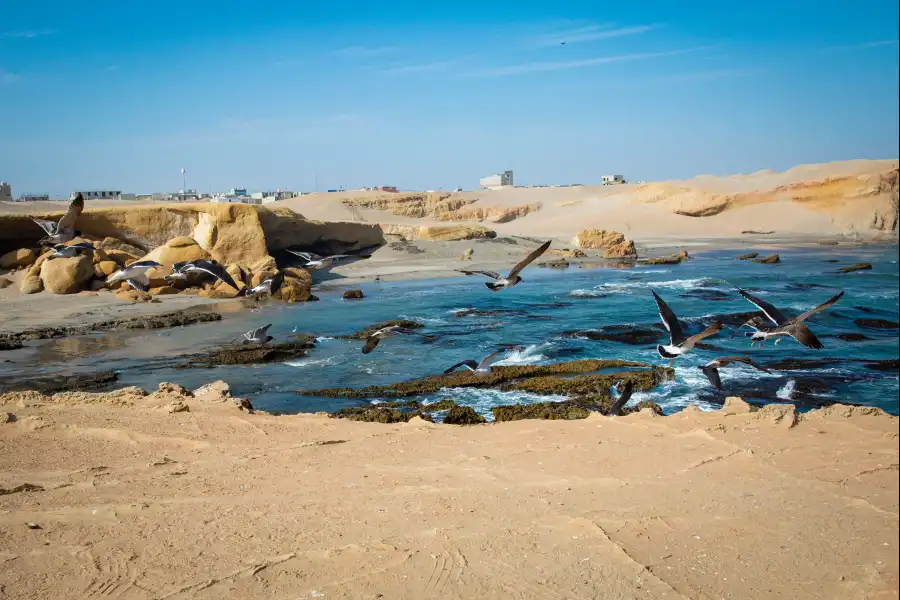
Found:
[480,171,513,190]
[227,187,248,197]
[70,190,122,200]
[17,193,50,202]
[601,174,626,185]
[377,185,398,193]
[211,196,261,205]
[0,182,12,202]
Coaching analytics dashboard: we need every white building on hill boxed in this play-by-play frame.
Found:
[70,190,123,200]
[480,170,513,190]
[601,174,626,185]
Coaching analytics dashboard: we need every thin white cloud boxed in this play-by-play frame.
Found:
[0,69,20,85]
[332,45,398,58]
[383,57,471,74]
[1,28,55,39]
[823,39,899,51]
[536,23,658,47]
[474,47,707,77]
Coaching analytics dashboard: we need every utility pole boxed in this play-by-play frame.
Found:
[180,168,186,202]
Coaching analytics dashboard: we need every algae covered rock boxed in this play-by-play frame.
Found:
[838,263,872,273]
[343,320,423,340]
[343,289,365,299]
[491,401,590,421]
[179,338,316,367]
[40,255,94,294]
[329,405,434,423]
[751,254,780,264]
[443,405,486,425]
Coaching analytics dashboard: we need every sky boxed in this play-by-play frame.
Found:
[1,0,898,197]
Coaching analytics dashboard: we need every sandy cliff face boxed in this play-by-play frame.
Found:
[0,204,385,261]
[342,193,539,224]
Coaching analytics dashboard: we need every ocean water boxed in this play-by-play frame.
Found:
[4,245,898,417]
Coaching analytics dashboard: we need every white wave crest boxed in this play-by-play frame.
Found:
[776,379,796,400]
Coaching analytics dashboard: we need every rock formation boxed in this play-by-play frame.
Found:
[341,192,539,224]
[571,229,637,258]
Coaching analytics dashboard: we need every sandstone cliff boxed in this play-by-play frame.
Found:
[342,193,539,224]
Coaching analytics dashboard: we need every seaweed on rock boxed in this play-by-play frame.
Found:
[340,320,424,340]
[179,337,317,367]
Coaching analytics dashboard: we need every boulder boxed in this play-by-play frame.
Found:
[343,289,364,299]
[751,254,781,264]
[736,252,759,260]
[149,285,180,295]
[276,267,312,303]
[247,255,279,287]
[116,289,149,302]
[105,249,142,266]
[20,276,43,294]
[571,230,637,258]
[40,255,94,294]
[93,260,119,278]
[0,276,12,289]
[1,248,37,270]
[838,263,872,273]
[142,236,211,270]
[443,405,486,425]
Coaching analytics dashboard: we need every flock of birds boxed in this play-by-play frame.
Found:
[32,194,848,400]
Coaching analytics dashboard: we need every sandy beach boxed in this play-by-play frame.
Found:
[1,385,897,599]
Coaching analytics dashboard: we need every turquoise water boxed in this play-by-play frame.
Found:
[5,245,898,417]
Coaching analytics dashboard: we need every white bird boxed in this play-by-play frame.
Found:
[106,260,163,292]
[652,290,722,363]
[361,325,426,354]
[242,324,274,344]
[457,240,551,291]
[699,356,771,391]
[46,241,95,259]
[245,271,285,297]
[733,288,843,349]
[174,259,243,292]
[443,350,504,374]
[286,250,364,271]
[32,194,84,245]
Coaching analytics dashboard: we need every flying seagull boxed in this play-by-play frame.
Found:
[285,250,364,271]
[733,289,844,349]
[174,259,243,292]
[106,260,163,292]
[457,240,551,291]
[443,350,504,374]
[32,194,84,245]
[47,241,95,259]
[606,380,635,416]
[652,290,723,363]
[164,258,220,282]
[361,325,426,354]
[245,271,285,297]
[242,324,274,344]
[699,356,771,391]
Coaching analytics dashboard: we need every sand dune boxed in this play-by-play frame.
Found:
[1,385,897,599]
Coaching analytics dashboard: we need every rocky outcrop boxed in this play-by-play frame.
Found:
[571,229,636,258]
[380,224,497,241]
[143,236,211,269]
[752,254,781,264]
[341,193,539,224]
[0,203,385,264]
[40,256,94,294]
[0,248,37,270]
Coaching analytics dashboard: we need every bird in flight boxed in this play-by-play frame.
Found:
[733,289,844,349]
[699,356,771,390]
[652,290,723,363]
[32,194,84,245]
[457,240,552,291]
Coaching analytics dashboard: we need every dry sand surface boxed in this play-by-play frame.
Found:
[0,386,897,600]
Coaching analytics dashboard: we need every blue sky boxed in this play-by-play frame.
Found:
[1,0,898,197]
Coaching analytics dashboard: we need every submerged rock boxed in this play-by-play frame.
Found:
[854,318,899,330]
[342,289,364,299]
[751,254,781,264]
[838,263,872,273]
[341,320,423,340]
[179,338,316,367]
[736,253,759,260]
[0,339,23,351]
[452,308,526,318]
[0,370,117,395]
[561,327,665,345]
[443,405,486,425]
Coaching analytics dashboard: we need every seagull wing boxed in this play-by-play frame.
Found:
[71,241,95,251]
[737,289,788,325]
[606,380,634,416]
[269,271,285,294]
[57,194,84,232]
[789,323,824,349]
[457,270,501,279]
[285,250,323,262]
[476,350,504,370]
[651,290,686,346]
[361,336,381,354]
[681,321,723,351]
[252,324,273,339]
[31,218,57,235]
[716,356,771,373]
[794,291,844,323]
[191,260,242,291]
[507,240,552,279]
[701,366,723,390]
[443,360,479,374]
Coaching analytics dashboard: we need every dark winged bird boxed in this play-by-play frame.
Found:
[361,325,427,354]
[242,324,274,344]
[733,289,844,349]
[32,194,84,245]
[606,380,635,416]
[285,250,365,271]
[47,241,95,259]
[457,240,551,291]
[652,290,723,363]
[174,259,243,292]
[699,356,771,390]
[443,350,504,374]
[106,260,163,292]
